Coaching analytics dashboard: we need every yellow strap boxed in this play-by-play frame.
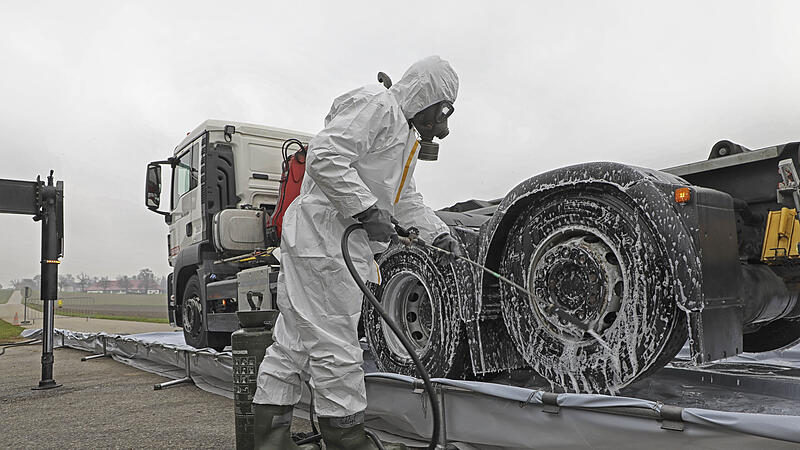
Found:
[394,141,419,204]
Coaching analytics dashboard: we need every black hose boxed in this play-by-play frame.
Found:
[270,139,303,227]
[341,224,441,450]
[306,382,320,435]
[365,429,388,450]
[294,433,322,446]
[0,339,42,356]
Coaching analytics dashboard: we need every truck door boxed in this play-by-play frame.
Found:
[170,140,202,257]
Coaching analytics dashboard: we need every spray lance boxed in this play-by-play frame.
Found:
[392,224,613,352]
[340,220,614,450]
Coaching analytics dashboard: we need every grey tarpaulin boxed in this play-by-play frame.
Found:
[676,341,800,368]
[24,328,800,449]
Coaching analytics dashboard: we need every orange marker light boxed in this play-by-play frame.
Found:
[675,187,691,203]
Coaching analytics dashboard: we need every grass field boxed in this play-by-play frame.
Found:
[26,291,169,322]
[57,291,165,306]
[29,307,170,324]
[0,318,24,342]
[0,289,13,304]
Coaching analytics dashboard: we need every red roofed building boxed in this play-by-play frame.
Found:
[86,278,163,294]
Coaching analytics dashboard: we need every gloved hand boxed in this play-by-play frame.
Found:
[353,204,397,243]
[432,233,462,263]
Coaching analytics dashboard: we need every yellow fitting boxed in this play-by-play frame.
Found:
[762,207,800,262]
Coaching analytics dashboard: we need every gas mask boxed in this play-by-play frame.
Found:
[410,100,455,161]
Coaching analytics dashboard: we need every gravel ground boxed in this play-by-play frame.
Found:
[0,344,311,449]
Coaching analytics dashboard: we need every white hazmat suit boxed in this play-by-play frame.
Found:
[253,56,458,418]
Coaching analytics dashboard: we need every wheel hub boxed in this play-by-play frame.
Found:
[381,271,433,359]
[182,296,202,336]
[530,232,623,338]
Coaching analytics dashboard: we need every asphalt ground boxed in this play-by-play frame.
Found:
[1,344,311,449]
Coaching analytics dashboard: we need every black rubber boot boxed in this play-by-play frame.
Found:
[318,413,408,450]
[253,403,320,450]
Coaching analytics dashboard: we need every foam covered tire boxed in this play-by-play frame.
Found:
[364,243,468,378]
[181,274,228,352]
[499,186,688,393]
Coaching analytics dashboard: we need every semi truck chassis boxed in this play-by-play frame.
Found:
[146,121,800,394]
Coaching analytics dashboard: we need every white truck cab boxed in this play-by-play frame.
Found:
[146,120,313,349]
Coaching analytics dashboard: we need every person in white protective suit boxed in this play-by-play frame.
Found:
[252,56,461,450]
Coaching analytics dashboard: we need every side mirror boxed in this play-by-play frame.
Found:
[145,161,171,220]
[146,163,162,209]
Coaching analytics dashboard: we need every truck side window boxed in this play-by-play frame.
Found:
[172,142,199,208]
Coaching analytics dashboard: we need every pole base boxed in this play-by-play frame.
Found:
[153,376,193,390]
[81,353,111,362]
[20,320,32,325]
[32,379,62,390]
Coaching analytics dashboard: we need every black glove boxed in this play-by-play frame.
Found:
[432,233,462,263]
[353,204,397,243]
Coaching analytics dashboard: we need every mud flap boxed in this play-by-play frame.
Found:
[679,186,743,364]
[687,308,743,363]
[167,272,176,325]
[465,317,526,374]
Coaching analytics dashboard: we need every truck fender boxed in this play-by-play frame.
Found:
[476,162,700,314]
[475,161,739,365]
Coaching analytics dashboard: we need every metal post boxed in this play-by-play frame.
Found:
[33,172,61,390]
[21,294,31,325]
[0,172,63,389]
[436,385,448,449]
[153,351,194,390]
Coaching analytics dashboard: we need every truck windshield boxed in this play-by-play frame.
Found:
[172,143,198,209]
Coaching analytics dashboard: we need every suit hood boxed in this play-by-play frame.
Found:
[389,56,459,120]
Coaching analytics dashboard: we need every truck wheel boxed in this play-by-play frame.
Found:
[744,317,800,353]
[499,186,688,393]
[181,275,228,351]
[364,244,468,378]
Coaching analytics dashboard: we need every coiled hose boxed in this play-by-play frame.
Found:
[341,223,442,450]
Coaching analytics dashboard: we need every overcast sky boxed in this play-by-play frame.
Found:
[1,1,799,285]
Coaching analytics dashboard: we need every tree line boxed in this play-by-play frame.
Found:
[9,268,166,293]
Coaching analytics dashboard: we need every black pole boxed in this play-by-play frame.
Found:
[33,171,61,390]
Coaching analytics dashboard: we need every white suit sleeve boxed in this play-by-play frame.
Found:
[306,99,388,218]
[394,176,450,243]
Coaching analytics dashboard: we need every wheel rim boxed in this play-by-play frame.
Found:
[380,271,433,359]
[182,295,202,338]
[528,227,624,341]
[367,243,469,378]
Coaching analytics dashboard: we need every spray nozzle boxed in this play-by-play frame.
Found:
[391,218,423,246]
